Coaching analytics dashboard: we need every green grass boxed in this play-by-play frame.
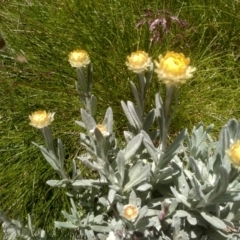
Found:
[1,0,240,237]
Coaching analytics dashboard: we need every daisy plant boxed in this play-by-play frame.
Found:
[1,49,240,240]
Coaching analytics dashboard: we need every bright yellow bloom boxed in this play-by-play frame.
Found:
[68,49,90,68]
[227,140,240,169]
[90,124,110,137]
[122,204,139,221]
[29,110,55,129]
[154,51,196,85]
[126,51,152,73]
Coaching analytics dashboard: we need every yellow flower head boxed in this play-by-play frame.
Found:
[154,51,196,86]
[29,110,55,129]
[122,204,139,221]
[227,140,240,169]
[126,51,152,73]
[90,124,110,137]
[68,49,90,68]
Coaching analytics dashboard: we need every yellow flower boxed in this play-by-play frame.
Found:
[68,49,90,68]
[154,51,196,85]
[126,51,152,73]
[29,110,55,129]
[227,140,240,169]
[90,124,110,137]
[122,204,139,221]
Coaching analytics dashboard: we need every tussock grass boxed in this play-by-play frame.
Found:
[1,0,240,236]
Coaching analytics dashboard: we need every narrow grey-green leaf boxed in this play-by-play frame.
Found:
[91,225,111,233]
[90,94,97,117]
[33,143,59,170]
[129,190,138,206]
[216,166,229,195]
[102,107,113,134]
[219,125,230,159]
[200,211,226,229]
[108,189,116,204]
[72,159,77,179]
[155,92,165,140]
[135,219,151,231]
[227,118,239,141]
[160,129,187,168]
[135,206,148,225]
[94,127,105,153]
[80,108,96,132]
[189,157,204,182]
[124,133,143,160]
[130,81,142,113]
[175,210,188,217]
[75,120,85,128]
[127,101,142,129]
[87,62,93,92]
[142,134,159,164]
[72,179,102,187]
[47,180,64,187]
[171,160,190,197]
[206,166,229,203]
[192,176,206,203]
[78,157,102,171]
[54,221,78,229]
[171,187,191,208]
[143,109,155,132]
[136,183,152,191]
[116,150,125,186]
[212,192,240,203]
[124,165,150,192]
[57,139,64,171]
[121,101,136,128]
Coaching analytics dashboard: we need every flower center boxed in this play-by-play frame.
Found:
[132,53,146,64]
[161,53,189,75]
[126,208,134,216]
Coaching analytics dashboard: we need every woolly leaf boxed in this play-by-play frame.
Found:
[124,164,150,192]
[129,190,138,206]
[54,221,78,229]
[121,101,136,128]
[127,101,142,129]
[160,129,187,168]
[90,94,97,117]
[143,109,155,132]
[124,133,143,160]
[130,81,142,114]
[80,108,96,132]
[116,150,125,186]
[91,225,111,232]
[142,133,159,164]
[136,183,152,191]
[200,211,226,229]
[102,107,113,134]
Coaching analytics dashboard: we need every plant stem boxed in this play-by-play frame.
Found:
[162,85,176,150]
